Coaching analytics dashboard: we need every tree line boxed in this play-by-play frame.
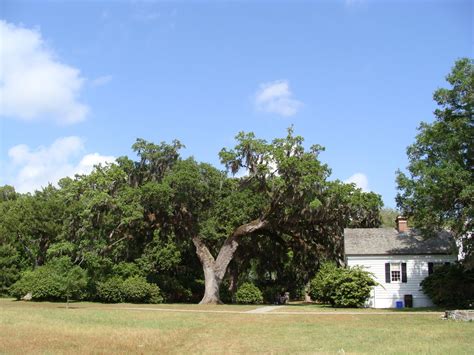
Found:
[1,58,471,304]
[0,128,383,304]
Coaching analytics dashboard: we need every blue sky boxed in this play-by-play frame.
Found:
[0,0,472,207]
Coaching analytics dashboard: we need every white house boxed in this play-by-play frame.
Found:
[344,217,457,308]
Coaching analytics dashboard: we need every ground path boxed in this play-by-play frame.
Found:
[245,305,282,313]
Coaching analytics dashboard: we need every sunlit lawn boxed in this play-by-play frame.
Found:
[276,302,446,313]
[1,298,472,354]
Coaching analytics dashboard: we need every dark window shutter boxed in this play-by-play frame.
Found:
[385,263,391,283]
[428,262,434,275]
[402,263,407,283]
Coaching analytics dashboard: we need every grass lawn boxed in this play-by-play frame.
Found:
[275,302,446,313]
[1,299,472,354]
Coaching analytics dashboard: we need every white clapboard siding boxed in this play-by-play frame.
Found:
[346,254,457,308]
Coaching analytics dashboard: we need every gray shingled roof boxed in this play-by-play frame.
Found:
[344,228,455,255]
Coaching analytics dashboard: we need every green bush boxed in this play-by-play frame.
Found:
[236,282,263,304]
[310,263,376,307]
[97,276,163,304]
[10,268,63,300]
[122,276,163,304]
[96,277,125,303]
[9,257,88,301]
[420,264,474,308]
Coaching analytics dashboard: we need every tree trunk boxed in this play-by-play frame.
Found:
[192,235,223,304]
[192,219,269,304]
[200,264,223,304]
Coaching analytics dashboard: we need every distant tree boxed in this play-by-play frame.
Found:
[60,262,88,308]
[0,185,17,202]
[0,244,21,294]
[396,58,474,267]
[380,208,399,228]
[346,191,383,228]
[0,186,64,268]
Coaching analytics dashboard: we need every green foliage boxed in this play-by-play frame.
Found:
[396,58,474,266]
[122,276,163,304]
[96,276,163,304]
[112,262,144,279]
[0,244,21,294]
[420,264,474,308]
[96,277,124,303]
[310,263,377,307]
[380,208,399,228]
[0,126,385,305]
[235,282,263,304]
[0,185,17,202]
[9,257,88,301]
[62,265,88,303]
[346,191,383,228]
[0,186,65,268]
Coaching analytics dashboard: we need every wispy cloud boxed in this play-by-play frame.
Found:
[255,80,302,117]
[345,172,369,192]
[5,137,115,193]
[91,75,113,87]
[0,20,88,125]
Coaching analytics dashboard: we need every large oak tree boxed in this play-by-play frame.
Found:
[159,128,382,303]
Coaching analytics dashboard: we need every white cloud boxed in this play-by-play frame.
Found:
[255,80,302,117]
[0,20,88,124]
[345,173,369,192]
[6,137,115,193]
[90,75,113,87]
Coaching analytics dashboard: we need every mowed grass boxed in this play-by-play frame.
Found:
[274,303,446,313]
[1,299,473,354]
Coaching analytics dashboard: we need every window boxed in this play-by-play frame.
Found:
[428,262,450,275]
[391,263,401,282]
[385,262,407,283]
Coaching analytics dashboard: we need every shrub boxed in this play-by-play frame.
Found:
[421,264,474,308]
[96,276,163,304]
[310,263,376,307]
[96,277,125,303]
[10,268,63,300]
[122,276,163,304]
[9,257,88,302]
[236,283,263,304]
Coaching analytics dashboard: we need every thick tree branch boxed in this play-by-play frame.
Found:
[192,235,215,267]
[214,219,269,279]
